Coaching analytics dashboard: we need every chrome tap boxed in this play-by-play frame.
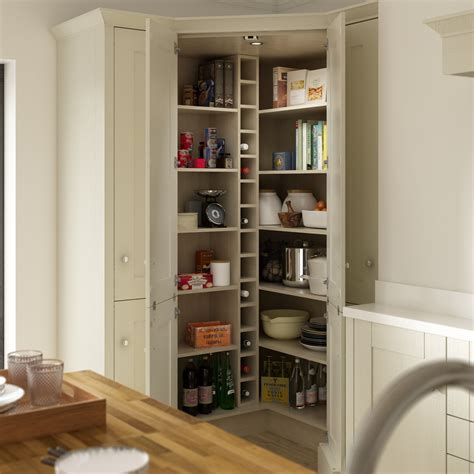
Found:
[347,361,474,474]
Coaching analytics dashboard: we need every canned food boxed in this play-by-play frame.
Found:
[180,132,194,151]
[178,149,190,168]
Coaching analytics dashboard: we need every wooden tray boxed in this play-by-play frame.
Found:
[0,369,106,445]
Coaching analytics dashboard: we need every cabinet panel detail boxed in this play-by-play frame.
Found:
[447,415,470,462]
[372,322,424,358]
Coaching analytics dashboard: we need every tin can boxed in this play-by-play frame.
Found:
[178,149,190,168]
[180,132,194,151]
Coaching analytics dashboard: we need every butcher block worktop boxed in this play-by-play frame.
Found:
[0,371,313,473]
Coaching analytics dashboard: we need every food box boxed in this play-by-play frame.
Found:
[287,69,308,106]
[178,213,198,231]
[196,249,215,273]
[198,79,215,107]
[185,321,231,348]
[272,151,293,170]
[273,67,295,108]
[178,273,213,291]
[261,376,289,404]
[306,68,327,104]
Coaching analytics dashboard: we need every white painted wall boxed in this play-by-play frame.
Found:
[379,0,474,295]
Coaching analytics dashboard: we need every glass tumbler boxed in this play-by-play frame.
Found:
[7,350,43,389]
[27,359,64,406]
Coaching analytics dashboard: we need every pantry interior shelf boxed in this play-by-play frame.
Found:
[240,154,257,159]
[178,105,238,114]
[259,335,327,366]
[258,170,327,175]
[177,342,238,358]
[259,282,327,302]
[177,168,239,173]
[259,102,327,117]
[177,285,238,296]
[259,225,327,235]
[178,227,238,234]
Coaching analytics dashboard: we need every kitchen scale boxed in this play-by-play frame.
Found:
[195,190,227,227]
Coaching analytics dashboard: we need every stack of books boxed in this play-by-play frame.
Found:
[295,120,327,171]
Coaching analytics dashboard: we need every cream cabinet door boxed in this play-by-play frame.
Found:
[114,28,146,301]
[114,299,146,393]
[351,321,446,473]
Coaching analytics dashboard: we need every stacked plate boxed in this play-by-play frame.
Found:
[0,376,25,413]
[300,316,327,352]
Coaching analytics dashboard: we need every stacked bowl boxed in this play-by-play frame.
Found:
[300,316,327,351]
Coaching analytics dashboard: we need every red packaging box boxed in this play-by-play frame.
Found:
[185,321,232,348]
[178,273,213,291]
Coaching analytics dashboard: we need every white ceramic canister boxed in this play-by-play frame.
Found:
[281,189,317,213]
[259,190,282,225]
[308,256,327,279]
[210,260,231,286]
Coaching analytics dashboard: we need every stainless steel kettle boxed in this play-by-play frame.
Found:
[283,241,318,288]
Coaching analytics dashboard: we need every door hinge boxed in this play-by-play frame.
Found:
[324,38,329,49]
[173,157,179,168]
[152,301,157,311]
[175,274,180,287]
[174,307,181,319]
[174,43,180,55]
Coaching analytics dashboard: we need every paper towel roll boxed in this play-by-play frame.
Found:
[210,260,230,287]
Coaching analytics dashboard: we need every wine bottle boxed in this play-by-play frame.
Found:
[289,358,305,410]
[241,290,250,299]
[219,352,235,410]
[240,217,249,225]
[241,389,250,398]
[198,355,213,415]
[241,338,252,350]
[305,364,317,407]
[211,353,220,410]
[317,365,327,405]
[240,143,249,152]
[241,363,251,375]
[182,358,198,416]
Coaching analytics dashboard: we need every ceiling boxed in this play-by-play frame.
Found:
[216,0,364,13]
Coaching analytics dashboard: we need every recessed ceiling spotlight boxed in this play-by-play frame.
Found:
[243,35,263,46]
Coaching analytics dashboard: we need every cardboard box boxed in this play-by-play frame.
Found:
[306,68,327,104]
[261,376,289,404]
[185,321,231,348]
[287,69,308,106]
[273,67,295,108]
[178,273,213,290]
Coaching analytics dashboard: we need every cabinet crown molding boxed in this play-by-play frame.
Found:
[425,10,474,77]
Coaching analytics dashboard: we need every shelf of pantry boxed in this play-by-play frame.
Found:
[259,335,327,366]
[259,170,326,175]
[259,225,327,236]
[177,285,238,296]
[178,227,238,234]
[259,102,327,118]
[259,282,326,302]
[178,105,238,114]
[177,168,238,173]
[177,342,238,359]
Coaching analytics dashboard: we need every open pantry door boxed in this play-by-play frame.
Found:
[145,17,178,405]
[322,11,346,474]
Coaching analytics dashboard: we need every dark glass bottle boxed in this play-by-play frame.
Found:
[219,352,235,410]
[289,358,305,410]
[182,358,198,416]
[211,353,220,410]
[198,356,213,415]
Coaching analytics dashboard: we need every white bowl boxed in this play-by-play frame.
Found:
[302,210,327,229]
[260,309,309,340]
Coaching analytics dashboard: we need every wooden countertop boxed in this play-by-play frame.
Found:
[0,371,313,473]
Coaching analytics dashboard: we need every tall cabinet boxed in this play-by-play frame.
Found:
[53,4,378,474]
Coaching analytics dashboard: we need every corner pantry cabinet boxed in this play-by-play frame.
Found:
[53,4,377,473]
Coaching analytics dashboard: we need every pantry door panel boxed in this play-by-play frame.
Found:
[114,28,146,302]
[327,11,346,313]
[146,17,178,307]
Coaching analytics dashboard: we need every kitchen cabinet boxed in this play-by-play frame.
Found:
[347,320,446,473]
[53,4,378,473]
[448,455,471,474]
[114,299,146,394]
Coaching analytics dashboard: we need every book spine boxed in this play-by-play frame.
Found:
[273,68,278,108]
[306,120,315,170]
[316,122,323,170]
[295,121,299,170]
[224,60,234,108]
[298,120,304,170]
[323,122,328,170]
[214,60,224,108]
[311,123,318,171]
[302,122,307,171]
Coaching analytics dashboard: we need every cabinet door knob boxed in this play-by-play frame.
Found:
[365,258,374,268]
[122,255,129,264]
[121,339,129,347]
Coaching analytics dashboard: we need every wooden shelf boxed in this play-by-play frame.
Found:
[240,350,257,358]
[240,204,256,209]
[241,302,257,308]
[178,105,238,114]
[240,129,257,134]
[240,154,257,159]
[177,168,238,173]
[240,80,257,85]
[240,375,256,383]
[263,403,327,431]
[259,282,327,302]
[240,229,257,233]
[240,277,257,283]
[178,227,238,234]
[177,342,238,358]
[177,285,238,296]
[240,253,257,258]
[259,170,326,175]
[259,225,327,235]
[195,403,260,421]
[259,102,327,118]
[240,179,257,183]
[240,325,257,332]
[240,104,257,109]
[259,335,327,366]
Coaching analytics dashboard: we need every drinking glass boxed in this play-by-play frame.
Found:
[7,350,43,389]
[27,359,64,406]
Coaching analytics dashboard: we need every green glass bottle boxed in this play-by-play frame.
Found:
[219,352,235,410]
[211,353,220,410]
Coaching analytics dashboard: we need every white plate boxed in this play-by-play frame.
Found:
[0,384,25,408]
[0,376,6,394]
[300,341,327,352]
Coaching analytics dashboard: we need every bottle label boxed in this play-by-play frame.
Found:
[318,386,327,401]
[296,391,305,407]
[198,386,213,405]
[227,389,235,395]
[183,388,198,407]
[305,386,317,404]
